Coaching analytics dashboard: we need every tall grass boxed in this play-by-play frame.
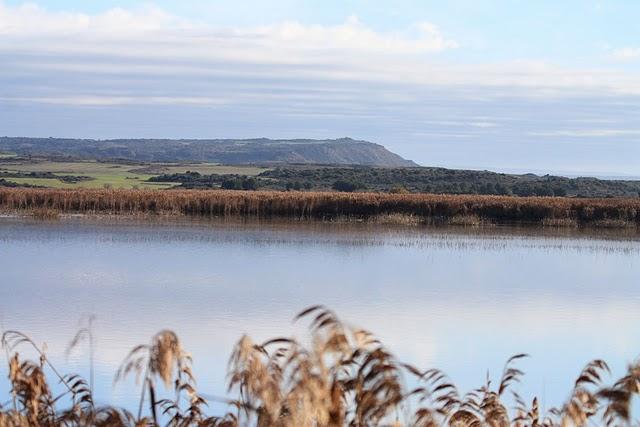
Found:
[1,306,639,426]
[1,188,639,227]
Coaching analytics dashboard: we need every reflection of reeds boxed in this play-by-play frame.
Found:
[1,306,640,426]
[542,218,578,228]
[1,188,639,227]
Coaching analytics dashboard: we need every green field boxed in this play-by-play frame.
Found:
[4,176,176,189]
[0,159,269,189]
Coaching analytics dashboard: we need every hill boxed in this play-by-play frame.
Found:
[0,137,416,167]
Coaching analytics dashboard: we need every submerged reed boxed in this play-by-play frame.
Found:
[0,188,639,227]
[1,306,639,426]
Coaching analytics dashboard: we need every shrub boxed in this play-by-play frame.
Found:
[220,178,241,190]
[390,185,409,194]
[241,177,258,191]
[332,180,361,192]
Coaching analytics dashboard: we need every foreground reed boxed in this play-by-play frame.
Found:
[1,188,639,227]
[1,306,639,426]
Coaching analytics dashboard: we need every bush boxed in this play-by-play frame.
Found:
[390,185,409,194]
[221,177,259,191]
[242,178,258,191]
[285,181,303,191]
[332,180,361,192]
[221,178,242,190]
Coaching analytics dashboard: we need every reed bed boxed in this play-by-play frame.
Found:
[1,188,639,227]
[1,306,638,427]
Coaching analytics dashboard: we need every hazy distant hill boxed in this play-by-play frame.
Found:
[0,137,417,167]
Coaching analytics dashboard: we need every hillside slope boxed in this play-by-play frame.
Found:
[0,137,417,167]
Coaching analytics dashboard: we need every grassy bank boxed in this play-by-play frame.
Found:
[1,306,637,426]
[1,188,639,227]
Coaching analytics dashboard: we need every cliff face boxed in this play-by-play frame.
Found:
[0,137,417,167]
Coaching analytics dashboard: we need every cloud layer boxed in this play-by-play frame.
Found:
[612,47,640,61]
[1,2,640,174]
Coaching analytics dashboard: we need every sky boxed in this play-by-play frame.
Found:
[1,1,639,176]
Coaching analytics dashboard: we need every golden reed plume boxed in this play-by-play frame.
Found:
[1,306,639,426]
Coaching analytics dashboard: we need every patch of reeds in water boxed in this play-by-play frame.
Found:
[1,306,639,426]
[28,208,60,220]
[368,213,423,226]
[446,214,482,227]
[0,188,639,228]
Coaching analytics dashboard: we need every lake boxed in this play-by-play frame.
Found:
[0,217,639,414]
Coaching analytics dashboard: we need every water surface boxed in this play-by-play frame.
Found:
[0,217,639,413]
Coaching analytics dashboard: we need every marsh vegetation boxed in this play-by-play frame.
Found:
[1,188,639,228]
[1,306,639,426]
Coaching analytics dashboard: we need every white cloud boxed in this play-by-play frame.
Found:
[0,3,455,54]
[0,95,229,106]
[2,1,640,104]
[611,47,640,61]
[251,16,459,54]
[469,121,499,128]
[0,2,476,108]
[0,2,192,35]
[530,129,640,137]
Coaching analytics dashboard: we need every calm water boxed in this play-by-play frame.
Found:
[0,217,639,413]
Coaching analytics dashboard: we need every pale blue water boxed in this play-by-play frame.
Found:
[0,217,638,415]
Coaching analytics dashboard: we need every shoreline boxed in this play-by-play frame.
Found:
[3,213,640,246]
[2,210,639,230]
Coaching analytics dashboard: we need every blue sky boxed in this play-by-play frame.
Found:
[1,0,639,175]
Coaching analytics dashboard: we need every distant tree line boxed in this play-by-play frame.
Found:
[146,167,640,198]
[0,178,41,188]
[0,171,92,183]
[260,167,640,197]
[148,171,259,190]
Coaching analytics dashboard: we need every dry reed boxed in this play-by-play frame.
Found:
[446,214,482,227]
[1,306,640,426]
[0,188,639,227]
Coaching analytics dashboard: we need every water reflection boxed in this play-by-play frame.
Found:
[0,217,638,413]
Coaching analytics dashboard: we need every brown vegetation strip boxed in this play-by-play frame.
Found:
[1,188,639,225]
